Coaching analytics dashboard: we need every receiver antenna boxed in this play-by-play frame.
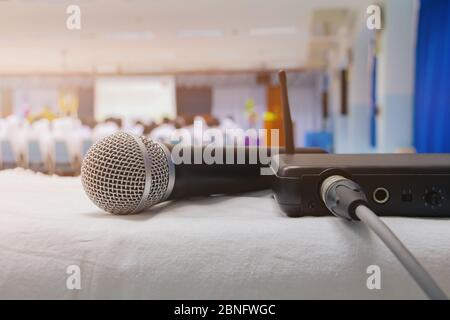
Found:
[278,70,295,154]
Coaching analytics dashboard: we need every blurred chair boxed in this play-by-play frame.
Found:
[51,140,76,176]
[3,115,27,160]
[93,122,119,141]
[81,139,93,158]
[27,140,48,173]
[0,140,18,170]
[150,123,176,144]
[125,124,144,136]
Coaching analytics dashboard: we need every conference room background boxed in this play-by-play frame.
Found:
[0,0,449,175]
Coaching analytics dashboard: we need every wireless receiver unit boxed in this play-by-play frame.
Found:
[271,153,450,218]
[273,70,450,218]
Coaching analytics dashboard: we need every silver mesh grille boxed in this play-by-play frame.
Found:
[81,132,170,215]
[141,136,170,206]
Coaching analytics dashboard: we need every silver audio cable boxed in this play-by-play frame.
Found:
[320,175,448,300]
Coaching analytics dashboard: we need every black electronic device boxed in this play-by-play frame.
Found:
[271,153,450,217]
[272,70,450,218]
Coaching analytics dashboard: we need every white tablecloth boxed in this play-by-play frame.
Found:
[1,169,449,299]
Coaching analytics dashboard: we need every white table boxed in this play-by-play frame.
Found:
[1,169,449,299]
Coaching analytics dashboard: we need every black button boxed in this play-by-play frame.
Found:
[425,192,441,207]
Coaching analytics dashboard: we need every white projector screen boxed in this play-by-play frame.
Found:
[95,76,176,122]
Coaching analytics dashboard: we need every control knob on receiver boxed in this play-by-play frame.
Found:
[424,190,443,208]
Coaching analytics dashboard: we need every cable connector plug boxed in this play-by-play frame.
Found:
[320,175,368,220]
[319,175,448,299]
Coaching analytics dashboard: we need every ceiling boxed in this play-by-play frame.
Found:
[0,0,373,75]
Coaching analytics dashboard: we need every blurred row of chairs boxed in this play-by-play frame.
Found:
[0,138,93,176]
[0,115,248,175]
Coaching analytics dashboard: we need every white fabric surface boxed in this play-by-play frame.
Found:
[0,169,449,300]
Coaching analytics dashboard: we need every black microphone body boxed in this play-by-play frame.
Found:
[167,145,325,199]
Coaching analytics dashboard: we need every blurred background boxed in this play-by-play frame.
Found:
[0,0,448,175]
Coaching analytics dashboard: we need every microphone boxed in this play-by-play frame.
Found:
[81,132,323,215]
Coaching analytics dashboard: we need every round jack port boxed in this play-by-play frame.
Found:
[373,188,390,204]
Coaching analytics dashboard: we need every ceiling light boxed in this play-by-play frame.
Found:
[249,26,297,36]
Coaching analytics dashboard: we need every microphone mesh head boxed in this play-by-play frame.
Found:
[81,132,171,215]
